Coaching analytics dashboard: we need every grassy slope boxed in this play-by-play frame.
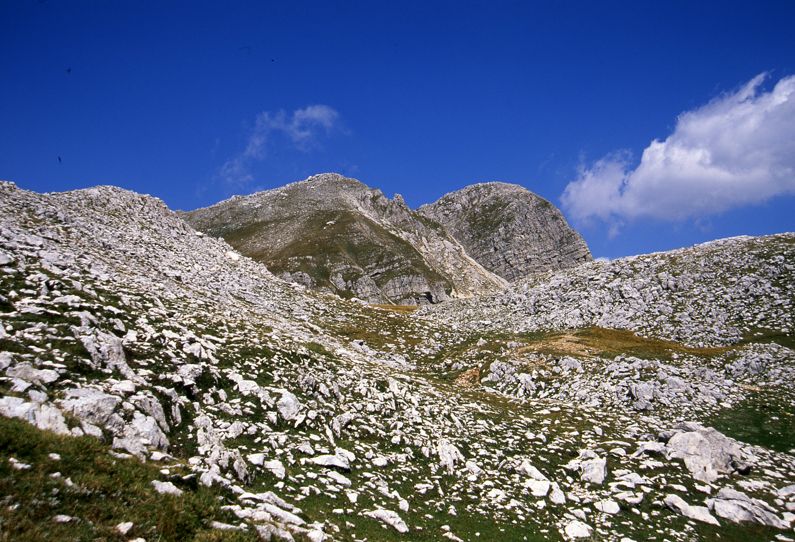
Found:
[219,210,452,301]
[0,416,257,542]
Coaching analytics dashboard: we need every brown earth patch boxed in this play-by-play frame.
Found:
[455,366,481,387]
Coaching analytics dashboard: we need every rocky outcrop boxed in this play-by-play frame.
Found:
[418,182,591,281]
[708,488,789,528]
[663,422,747,483]
[182,173,506,305]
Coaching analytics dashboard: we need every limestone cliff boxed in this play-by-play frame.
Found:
[419,182,591,281]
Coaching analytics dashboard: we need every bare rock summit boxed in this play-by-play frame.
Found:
[419,182,591,281]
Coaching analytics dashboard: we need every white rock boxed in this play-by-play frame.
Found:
[262,502,305,525]
[58,388,121,427]
[307,454,350,471]
[277,390,302,421]
[9,458,31,470]
[6,363,60,385]
[708,487,788,528]
[306,529,327,542]
[665,423,743,484]
[151,480,183,496]
[550,482,567,504]
[0,250,13,266]
[363,508,409,533]
[517,460,548,481]
[263,459,286,480]
[0,396,70,435]
[209,521,241,531]
[326,470,351,487]
[664,494,720,526]
[247,453,266,466]
[581,457,607,485]
[436,439,464,474]
[528,479,551,497]
[778,484,795,498]
[116,522,134,535]
[77,329,139,382]
[110,381,136,395]
[113,411,168,456]
[595,499,620,514]
[563,519,593,538]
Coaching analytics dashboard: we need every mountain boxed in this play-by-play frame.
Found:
[419,182,592,281]
[1,180,795,542]
[181,173,506,305]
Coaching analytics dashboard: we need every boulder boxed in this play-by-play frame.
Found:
[707,487,788,529]
[362,508,408,533]
[276,390,302,422]
[664,494,720,526]
[436,439,464,474]
[151,480,183,496]
[563,519,592,539]
[307,454,350,471]
[581,457,607,485]
[0,396,70,435]
[58,387,122,428]
[665,423,745,483]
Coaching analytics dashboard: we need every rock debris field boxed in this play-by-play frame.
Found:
[1,180,794,541]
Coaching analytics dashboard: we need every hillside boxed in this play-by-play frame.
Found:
[1,180,795,541]
[419,182,592,281]
[182,173,506,305]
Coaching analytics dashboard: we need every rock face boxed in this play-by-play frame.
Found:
[418,182,591,281]
[182,173,506,305]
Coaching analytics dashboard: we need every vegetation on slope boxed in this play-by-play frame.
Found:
[0,416,256,542]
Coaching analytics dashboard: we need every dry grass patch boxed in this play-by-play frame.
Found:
[738,383,764,392]
[454,366,481,387]
[515,327,733,360]
[370,304,419,314]
[517,333,596,357]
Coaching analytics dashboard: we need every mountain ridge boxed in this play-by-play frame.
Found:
[182,173,592,304]
[182,173,508,305]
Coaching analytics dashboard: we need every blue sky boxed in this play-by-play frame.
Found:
[1,1,794,258]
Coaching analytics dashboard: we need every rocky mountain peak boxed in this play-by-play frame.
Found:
[183,174,506,305]
[419,181,592,281]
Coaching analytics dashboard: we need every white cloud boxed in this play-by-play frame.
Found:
[562,74,795,226]
[219,105,340,186]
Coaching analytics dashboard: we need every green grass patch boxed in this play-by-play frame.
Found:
[0,416,257,542]
[708,389,795,452]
